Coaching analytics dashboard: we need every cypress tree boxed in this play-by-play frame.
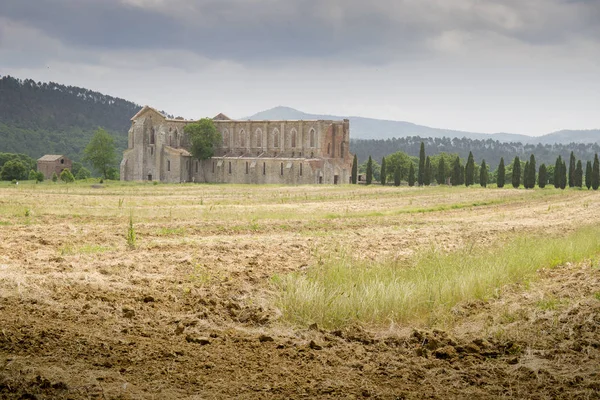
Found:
[459,165,465,185]
[585,160,592,189]
[424,156,432,186]
[569,151,576,188]
[560,160,567,189]
[512,156,521,188]
[380,157,387,186]
[451,157,461,186]
[408,163,415,187]
[593,153,599,190]
[366,156,373,185]
[575,160,583,188]
[554,156,562,189]
[528,154,536,189]
[538,164,547,188]
[523,162,530,189]
[418,142,425,186]
[351,154,358,184]
[437,157,446,185]
[480,159,488,187]
[465,151,475,186]
[394,168,401,187]
[497,157,505,188]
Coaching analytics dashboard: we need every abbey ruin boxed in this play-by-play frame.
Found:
[120,106,353,184]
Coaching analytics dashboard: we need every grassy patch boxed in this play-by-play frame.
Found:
[273,225,600,329]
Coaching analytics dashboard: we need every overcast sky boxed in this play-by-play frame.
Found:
[1,0,599,135]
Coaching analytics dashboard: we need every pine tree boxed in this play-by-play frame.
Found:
[592,153,599,190]
[394,168,401,187]
[351,154,358,184]
[366,156,373,185]
[528,154,536,189]
[523,162,530,189]
[569,151,576,188]
[554,156,562,189]
[465,151,475,186]
[585,160,592,189]
[408,163,415,187]
[497,157,505,188]
[538,164,547,188]
[424,156,431,186]
[560,160,567,190]
[512,156,521,188]
[437,157,446,185]
[575,160,583,188]
[480,159,488,187]
[380,157,387,186]
[417,142,425,186]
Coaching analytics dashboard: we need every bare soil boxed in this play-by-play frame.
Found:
[1,184,599,399]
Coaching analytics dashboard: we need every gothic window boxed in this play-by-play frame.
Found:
[309,128,315,148]
[291,129,297,148]
[246,162,249,174]
[175,129,179,147]
[255,128,263,148]
[222,129,229,147]
[341,142,344,157]
[167,160,171,172]
[300,163,303,176]
[169,135,172,146]
[263,162,266,175]
[150,127,155,145]
[273,128,280,148]
[239,129,246,148]
[228,162,232,174]
[280,162,284,176]
[327,143,331,155]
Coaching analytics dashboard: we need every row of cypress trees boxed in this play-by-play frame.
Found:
[351,143,600,190]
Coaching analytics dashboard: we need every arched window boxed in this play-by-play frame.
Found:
[175,129,179,147]
[341,142,344,157]
[169,135,172,146]
[309,129,315,148]
[273,128,280,148]
[255,128,263,148]
[222,129,229,147]
[280,162,284,175]
[327,143,331,155]
[239,129,246,148]
[291,129,297,148]
[150,127,155,145]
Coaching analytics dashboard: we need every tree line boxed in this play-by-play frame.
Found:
[351,142,600,190]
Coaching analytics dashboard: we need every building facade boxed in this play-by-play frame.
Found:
[120,106,353,184]
[37,155,72,179]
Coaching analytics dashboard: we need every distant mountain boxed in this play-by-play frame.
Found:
[245,106,600,145]
[0,75,140,160]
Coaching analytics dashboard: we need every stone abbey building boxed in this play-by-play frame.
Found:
[120,106,353,184]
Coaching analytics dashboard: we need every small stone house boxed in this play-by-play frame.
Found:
[37,155,72,179]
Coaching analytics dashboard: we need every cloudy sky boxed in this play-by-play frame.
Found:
[1,0,599,135]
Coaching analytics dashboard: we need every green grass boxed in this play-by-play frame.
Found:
[273,225,600,329]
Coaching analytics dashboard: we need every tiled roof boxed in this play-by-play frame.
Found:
[37,155,63,162]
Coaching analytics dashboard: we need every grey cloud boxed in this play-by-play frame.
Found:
[1,0,599,65]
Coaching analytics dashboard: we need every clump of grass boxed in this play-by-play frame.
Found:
[273,225,600,329]
[126,212,136,249]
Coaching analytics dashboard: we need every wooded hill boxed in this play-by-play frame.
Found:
[0,75,138,160]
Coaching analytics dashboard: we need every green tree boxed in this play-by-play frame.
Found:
[75,167,92,180]
[497,157,505,188]
[436,157,446,185]
[408,163,415,187]
[184,118,222,161]
[523,162,529,189]
[424,156,431,186]
[465,151,475,186]
[554,156,562,189]
[393,168,401,186]
[480,159,488,187]
[585,160,592,189]
[560,160,567,189]
[60,169,75,183]
[451,156,461,186]
[512,156,521,188]
[52,172,58,183]
[568,151,576,188]
[366,156,373,185]
[0,160,27,181]
[385,151,417,182]
[575,160,583,188]
[351,154,358,184]
[528,154,536,189]
[417,142,425,186]
[28,169,37,181]
[83,128,117,179]
[538,164,547,188]
[380,157,387,185]
[593,154,599,190]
